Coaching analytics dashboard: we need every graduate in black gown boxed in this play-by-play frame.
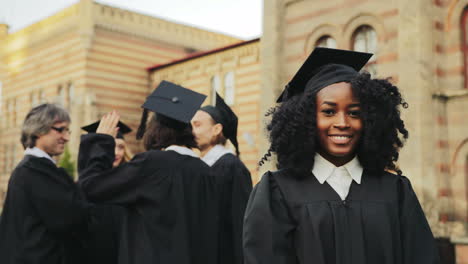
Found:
[191,93,253,264]
[78,81,218,264]
[243,48,440,264]
[80,120,133,264]
[0,103,90,264]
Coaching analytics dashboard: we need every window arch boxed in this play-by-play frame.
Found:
[352,25,377,75]
[315,35,337,49]
[224,71,235,106]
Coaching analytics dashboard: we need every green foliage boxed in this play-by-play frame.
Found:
[58,146,76,179]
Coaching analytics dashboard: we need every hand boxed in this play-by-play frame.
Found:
[96,110,120,138]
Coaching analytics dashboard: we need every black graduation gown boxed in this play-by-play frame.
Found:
[83,204,125,264]
[78,134,218,264]
[211,153,253,264]
[0,155,90,264]
[243,169,440,264]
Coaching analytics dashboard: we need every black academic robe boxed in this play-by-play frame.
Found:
[78,134,218,264]
[0,155,90,264]
[243,169,440,264]
[211,153,252,264]
[83,204,125,264]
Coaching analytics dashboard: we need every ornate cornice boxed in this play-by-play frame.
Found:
[93,2,240,51]
[1,0,241,57]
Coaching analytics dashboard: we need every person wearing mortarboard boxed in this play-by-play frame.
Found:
[79,120,133,264]
[243,48,440,264]
[191,93,253,264]
[77,81,218,264]
[82,120,134,167]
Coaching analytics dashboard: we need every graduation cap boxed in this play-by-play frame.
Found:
[136,80,207,139]
[81,120,132,139]
[200,93,239,156]
[277,47,373,102]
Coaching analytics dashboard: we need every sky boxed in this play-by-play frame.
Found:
[0,0,263,40]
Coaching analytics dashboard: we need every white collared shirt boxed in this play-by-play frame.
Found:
[24,147,56,165]
[312,153,363,200]
[165,145,199,158]
[201,144,234,167]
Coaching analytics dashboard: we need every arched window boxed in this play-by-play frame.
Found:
[315,35,337,49]
[210,75,221,105]
[352,25,377,75]
[224,71,235,106]
[461,8,468,88]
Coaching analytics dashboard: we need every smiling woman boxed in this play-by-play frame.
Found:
[315,82,362,166]
[243,48,440,264]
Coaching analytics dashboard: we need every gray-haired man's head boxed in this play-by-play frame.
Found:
[21,103,71,156]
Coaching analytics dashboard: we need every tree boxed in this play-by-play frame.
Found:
[58,146,76,179]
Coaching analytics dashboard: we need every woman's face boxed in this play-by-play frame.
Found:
[315,82,362,166]
[114,138,126,167]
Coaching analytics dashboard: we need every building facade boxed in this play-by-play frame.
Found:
[0,0,240,204]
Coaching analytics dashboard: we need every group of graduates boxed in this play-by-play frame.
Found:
[0,47,441,264]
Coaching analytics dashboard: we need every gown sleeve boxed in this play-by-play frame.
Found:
[399,176,440,264]
[78,133,154,204]
[243,172,297,264]
[228,159,253,264]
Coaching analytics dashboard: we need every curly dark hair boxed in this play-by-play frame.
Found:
[260,72,409,176]
[143,113,197,151]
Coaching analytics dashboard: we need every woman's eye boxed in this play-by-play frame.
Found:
[321,109,335,115]
[349,110,361,117]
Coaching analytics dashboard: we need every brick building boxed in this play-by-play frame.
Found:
[1,0,468,261]
[0,0,239,203]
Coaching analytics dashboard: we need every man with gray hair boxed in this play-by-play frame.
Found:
[0,103,90,264]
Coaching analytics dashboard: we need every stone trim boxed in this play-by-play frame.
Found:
[303,24,341,53]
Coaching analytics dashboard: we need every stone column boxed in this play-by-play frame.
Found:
[397,0,441,232]
[257,0,287,181]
